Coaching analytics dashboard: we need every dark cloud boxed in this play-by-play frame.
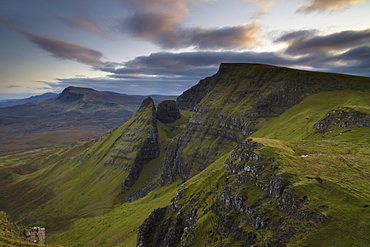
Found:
[275,30,317,43]
[97,51,295,83]
[56,15,116,40]
[20,30,105,66]
[116,0,260,49]
[42,77,191,96]
[7,85,21,88]
[276,29,370,55]
[298,0,368,13]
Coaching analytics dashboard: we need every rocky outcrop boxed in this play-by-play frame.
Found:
[104,97,160,191]
[139,140,326,246]
[314,108,370,133]
[156,100,181,123]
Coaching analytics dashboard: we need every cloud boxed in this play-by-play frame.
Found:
[20,30,105,66]
[245,0,276,18]
[41,38,370,96]
[276,29,370,55]
[117,0,260,49]
[56,15,116,40]
[97,31,370,81]
[7,85,21,88]
[298,0,368,13]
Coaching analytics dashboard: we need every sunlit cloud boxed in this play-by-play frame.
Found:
[245,0,276,18]
[298,0,369,12]
[117,0,260,49]
[20,31,105,66]
[56,15,116,40]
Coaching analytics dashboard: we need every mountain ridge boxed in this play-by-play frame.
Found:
[0,87,176,154]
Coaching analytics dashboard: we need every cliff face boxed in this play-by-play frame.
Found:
[137,140,326,246]
[162,63,370,182]
[136,64,370,247]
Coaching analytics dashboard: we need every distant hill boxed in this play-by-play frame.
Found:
[0,92,58,108]
[0,86,176,154]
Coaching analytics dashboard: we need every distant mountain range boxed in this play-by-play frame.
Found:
[0,92,58,108]
[1,64,370,246]
[0,86,176,154]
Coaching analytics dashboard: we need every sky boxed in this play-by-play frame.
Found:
[0,0,369,100]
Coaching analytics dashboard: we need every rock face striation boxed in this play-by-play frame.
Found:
[103,97,160,190]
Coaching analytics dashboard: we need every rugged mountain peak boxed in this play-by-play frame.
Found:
[103,96,159,190]
[138,97,156,111]
[156,100,181,123]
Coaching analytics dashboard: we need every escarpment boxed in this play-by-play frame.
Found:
[161,63,370,183]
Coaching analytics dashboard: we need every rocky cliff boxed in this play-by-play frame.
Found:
[137,140,326,246]
[161,63,370,182]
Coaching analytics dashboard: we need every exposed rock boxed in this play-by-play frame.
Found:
[23,227,45,244]
[314,108,370,133]
[137,207,167,247]
[156,100,181,123]
[139,140,326,246]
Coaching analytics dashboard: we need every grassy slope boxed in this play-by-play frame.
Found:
[45,114,190,246]
[0,99,159,232]
[250,89,370,246]
[2,68,369,246]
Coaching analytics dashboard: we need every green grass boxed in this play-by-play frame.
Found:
[250,89,370,142]
[248,89,370,246]
[48,179,182,247]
